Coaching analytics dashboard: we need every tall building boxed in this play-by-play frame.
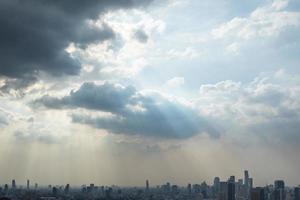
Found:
[251,187,265,200]
[274,181,285,200]
[27,179,30,190]
[214,177,220,195]
[245,170,249,187]
[249,178,253,189]
[275,181,285,190]
[12,179,16,189]
[274,188,284,200]
[228,182,236,200]
[187,183,192,194]
[214,177,221,186]
[52,187,58,196]
[146,180,149,191]
[219,182,228,200]
[201,181,208,198]
[171,185,179,194]
[228,176,236,200]
[237,179,243,193]
[244,170,252,199]
[294,187,299,200]
[4,184,8,193]
[193,184,201,193]
[238,179,243,185]
[64,184,70,194]
[162,182,171,193]
[229,176,235,183]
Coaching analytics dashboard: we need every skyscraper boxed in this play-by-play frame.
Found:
[171,185,179,194]
[294,187,299,200]
[228,176,236,200]
[219,182,228,200]
[238,179,243,185]
[27,179,30,190]
[274,180,285,200]
[64,184,70,194]
[244,170,251,199]
[244,170,249,187]
[251,187,265,200]
[214,177,220,195]
[187,183,192,194]
[165,182,171,193]
[274,188,284,200]
[12,179,16,189]
[275,181,285,190]
[4,184,8,193]
[214,177,220,187]
[237,179,243,198]
[146,179,149,191]
[229,176,235,183]
[249,178,253,189]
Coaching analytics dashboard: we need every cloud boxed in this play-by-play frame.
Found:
[0,0,152,88]
[272,0,289,11]
[197,70,300,144]
[199,80,241,95]
[133,29,149,43]
[165,77,185,87]
[212,0,300,40]
[33,82,219,139]
[34,82,136,114]
[166,47,200,60]
[0,108,17,126]
[0,76,37,95]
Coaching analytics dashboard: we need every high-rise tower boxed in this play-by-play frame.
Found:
[244,170,249,187]
[294,187,300,200]
[12,179,16,189]
[146,179,149,191]
[228,175,236,200]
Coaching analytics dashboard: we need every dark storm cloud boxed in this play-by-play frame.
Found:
[35,82,136,113]
[34,82,219,139]
[134,29,149,43]
[0,0,152,85]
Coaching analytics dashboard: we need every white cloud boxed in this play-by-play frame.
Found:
[165,77,185,88]
[166,47,200,60]
[63,9,166,80]
[200,80,241,96]
[212,0,300,40]
[197,70,300,135]
[226,42,240,55]
[271,0,289,11]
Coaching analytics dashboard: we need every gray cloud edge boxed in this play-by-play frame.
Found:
[32,82,219,139]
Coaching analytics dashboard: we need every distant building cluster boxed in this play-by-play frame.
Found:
[0,171,299,200]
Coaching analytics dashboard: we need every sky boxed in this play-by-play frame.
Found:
[0,0,300,187]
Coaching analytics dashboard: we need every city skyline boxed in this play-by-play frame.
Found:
[0,170,299,200]
[0,170,298,188]
[0,0,300,188]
